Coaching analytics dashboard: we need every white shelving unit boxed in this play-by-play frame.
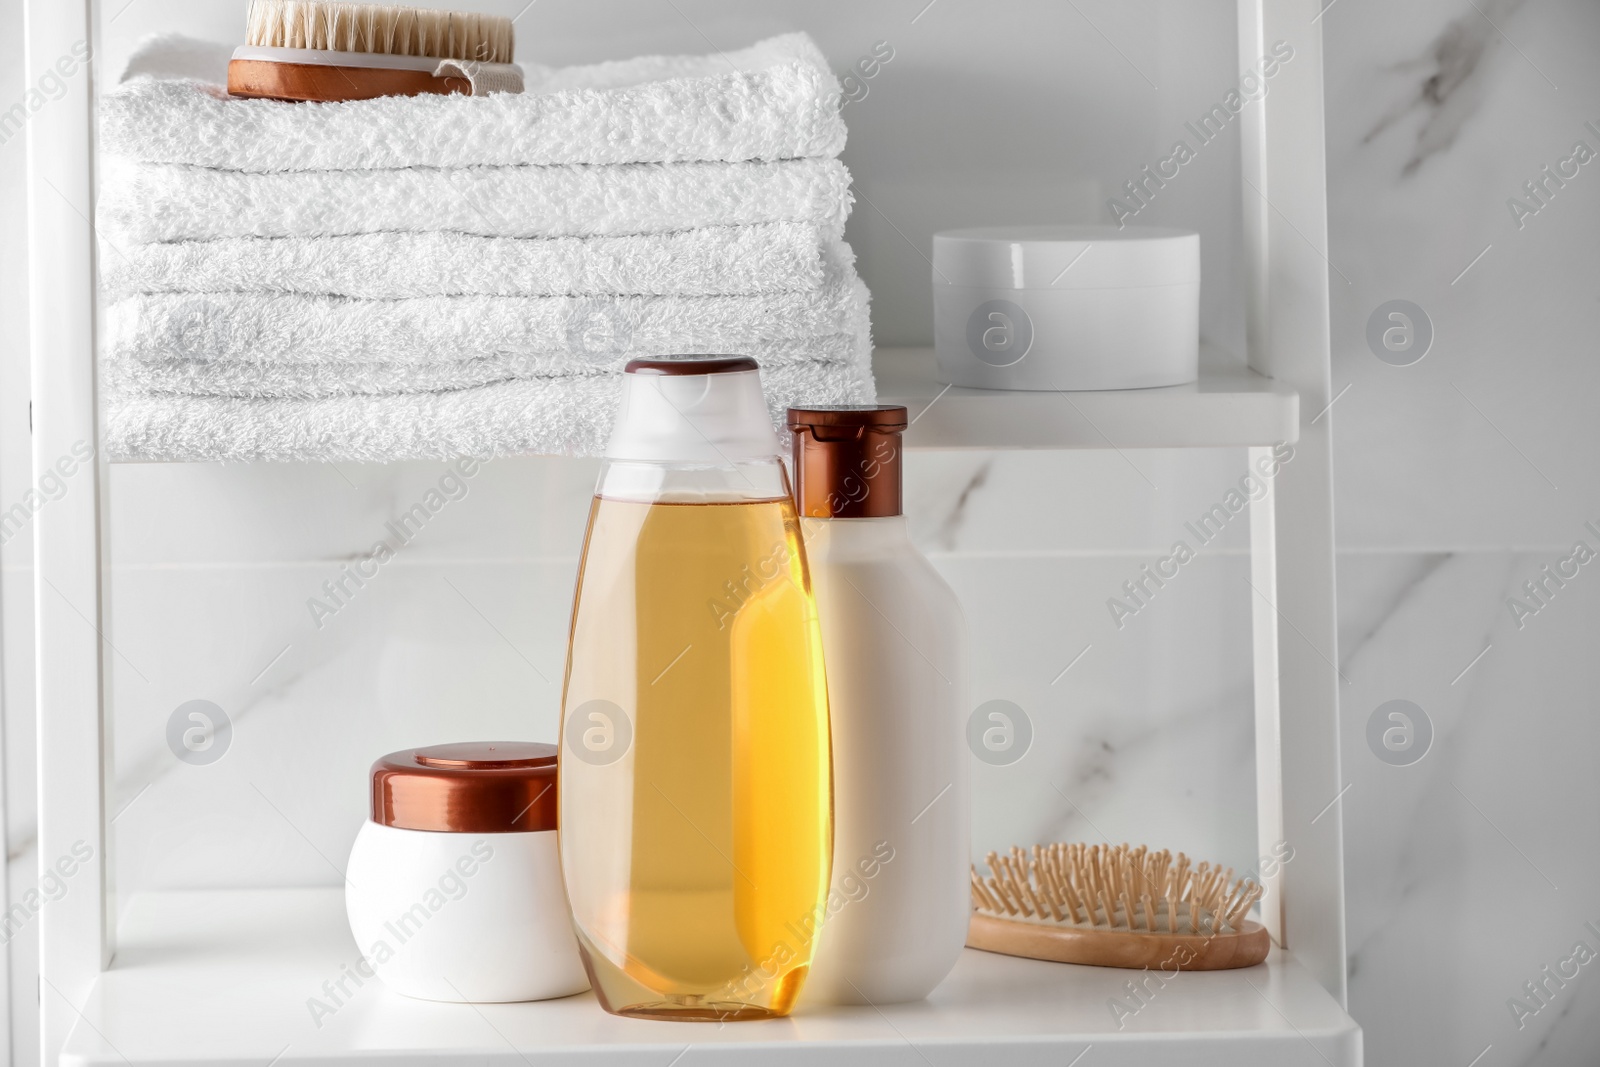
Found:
[23,1,1356,1064]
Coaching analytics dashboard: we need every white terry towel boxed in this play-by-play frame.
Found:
[104,360,877,463]
[102,32,847,172]
[108,244,868,366]
[98,157,852,244]
[101,223,833,300]
[103,333,868,399]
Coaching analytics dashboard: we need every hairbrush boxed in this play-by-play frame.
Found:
[968,843,1270,971]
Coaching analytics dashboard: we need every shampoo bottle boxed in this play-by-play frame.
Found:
[559,358,833,1021]
[788,405,970,1004]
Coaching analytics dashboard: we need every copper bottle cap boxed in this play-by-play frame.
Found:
[371,742,558,833]
[787,405,909,519]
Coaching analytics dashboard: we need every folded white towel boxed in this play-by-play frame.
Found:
[108,243,867,365]
[103,32,846,172]
[103,333,867,399]
[98,156,852,244]
[104,360,877,463]
[101,223,831,300]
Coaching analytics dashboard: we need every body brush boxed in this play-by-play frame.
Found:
[228,0,519,103]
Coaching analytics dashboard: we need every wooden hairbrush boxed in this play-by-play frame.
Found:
[968,843,1270,971]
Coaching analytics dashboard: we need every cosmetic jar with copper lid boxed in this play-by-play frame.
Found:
[344,742,588,1003]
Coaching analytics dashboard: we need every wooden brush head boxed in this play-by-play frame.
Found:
[245,0,514,64]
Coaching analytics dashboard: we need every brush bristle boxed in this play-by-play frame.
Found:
[245,0,514,63]
[970,843,1264,935]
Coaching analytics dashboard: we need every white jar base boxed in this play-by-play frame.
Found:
[345,822,589,1003]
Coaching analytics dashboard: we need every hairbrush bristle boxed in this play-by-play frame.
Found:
[970,843,1264,935]
[245,0,513,63]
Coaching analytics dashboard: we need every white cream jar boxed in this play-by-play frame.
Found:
[345,742,589,1003]
[933,225,1200,391]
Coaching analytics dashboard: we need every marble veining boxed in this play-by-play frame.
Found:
[1362,0,1530,176]
[928,457,993,552]
[1337,549,1600,1064]
[1335,551,1451,671]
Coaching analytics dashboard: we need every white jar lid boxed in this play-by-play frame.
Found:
[933,225,1199,290]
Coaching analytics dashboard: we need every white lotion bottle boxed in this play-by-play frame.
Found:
[788,405,971,1004]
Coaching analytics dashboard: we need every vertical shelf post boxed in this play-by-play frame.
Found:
[1248,447,1285,948]
[24,0,113,1063]
[1236,0,1349,1005]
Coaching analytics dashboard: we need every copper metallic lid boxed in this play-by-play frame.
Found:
[371,742,558,834]
[787,405,909,519]
[623,356,759,376]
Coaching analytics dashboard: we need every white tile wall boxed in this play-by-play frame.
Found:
[1322,0,1600,1061]
[103,449,1266,897]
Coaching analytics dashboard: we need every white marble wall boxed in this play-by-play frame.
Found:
[1324,0,1600,1062]
[101,448,1268,894]
[0,0,1596,1065]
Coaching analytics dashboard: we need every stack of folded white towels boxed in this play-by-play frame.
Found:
[97,33,874,462]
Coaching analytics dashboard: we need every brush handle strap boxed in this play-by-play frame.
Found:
[432,59,524,95]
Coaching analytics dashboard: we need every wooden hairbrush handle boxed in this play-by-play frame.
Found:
[227,58,471,103]
[967,911,1271,971]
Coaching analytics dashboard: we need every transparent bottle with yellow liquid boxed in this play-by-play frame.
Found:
[558,357,833,1020]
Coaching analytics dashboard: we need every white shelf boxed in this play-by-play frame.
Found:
[61,889,1358,1066]
[104,346,1297,464]
[880,346,1299,451]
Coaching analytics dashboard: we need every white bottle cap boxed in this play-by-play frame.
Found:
[605,357,781,465]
